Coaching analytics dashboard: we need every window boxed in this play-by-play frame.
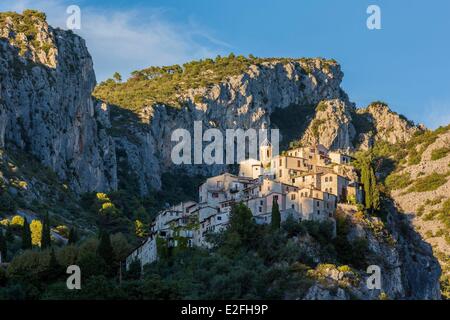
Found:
[330,188,333,193]
[217,216,222,221]
[259,207,262,213]
[317,210,320,215]
[260,200,264,205]
[279,159,282,166]
[329,176,333,182]
[292,204,295,209]
[291,194,296,200]
[212,193,219,198]
[316,201,320,206]
[325,177,328,182]
[279,170,282,178]
[297,160,301,167]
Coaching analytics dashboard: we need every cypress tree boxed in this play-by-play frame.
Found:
[68,227,78,245]
[97,231,114,267]
[271,197,281,230]
[41,213,51,249]
[361,159,372,210]
[21,219,32,250]
[0,231,7,262]
[370,168,380,212]
[361,157,380,213]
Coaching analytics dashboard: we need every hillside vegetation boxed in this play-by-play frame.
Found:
[93,54,337,111]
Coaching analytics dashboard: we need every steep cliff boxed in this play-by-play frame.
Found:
[381,125,450,298]
[0,10,117,194]
[304,201,441,300]
[0,11,444,300]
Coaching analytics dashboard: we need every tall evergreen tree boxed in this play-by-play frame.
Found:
[41,213,51,249]
[271,198,281,230]
[97,231,114,267]
[360,157,380,213]
[68,227,78,245]
[369,168,380,212]
[0,230,7,262]
[21,219,32,250]
[228,202,256,246]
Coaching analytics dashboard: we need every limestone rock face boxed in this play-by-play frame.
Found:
[0,14,117,193]
[355,103,422,149]
[300,99,356,150]
[110,59,348,193]
[304,203,441,300]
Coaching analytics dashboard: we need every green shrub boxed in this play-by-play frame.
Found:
[385,172,411,190]
[431,147,450,161]
[408,172,449,193]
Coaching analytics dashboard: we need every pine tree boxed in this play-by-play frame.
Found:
[21,219,32,250]
[271,198,281,230]
[68,227,78,245]
[41,213,51,249]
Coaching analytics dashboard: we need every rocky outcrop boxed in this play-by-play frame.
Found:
[300,99,356,150]
[304,202,441,300]
[109,59,349,193]
[0,12,117,193]
[355,103,422,149]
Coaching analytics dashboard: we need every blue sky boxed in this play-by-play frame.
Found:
[1,0,450,128]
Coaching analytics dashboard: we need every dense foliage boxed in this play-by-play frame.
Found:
[0,202,369,300]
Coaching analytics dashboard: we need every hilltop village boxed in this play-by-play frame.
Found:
[126,143,364,269]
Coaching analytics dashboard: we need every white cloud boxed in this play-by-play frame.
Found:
[0,0,228,81]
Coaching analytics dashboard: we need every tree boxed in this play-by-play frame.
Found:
[360,156,380,213]
[126,258,142,280]
[41,213,51,249]
[271,198,281,230]
[113,72,122,82]
[97,231,114,273]
[5,227,14,242]
[0,191,16,214]
[227,202,257,247]
[0,231,7,262]
[68,227,78,245]
[21,219,32,250]
[30,220,43,247]
[10,215,24,227]
[135,220,147,238]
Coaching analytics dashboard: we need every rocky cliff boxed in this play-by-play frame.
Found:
[0,10,446,300]
[304,202,441,300]
[0,11,117,194]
